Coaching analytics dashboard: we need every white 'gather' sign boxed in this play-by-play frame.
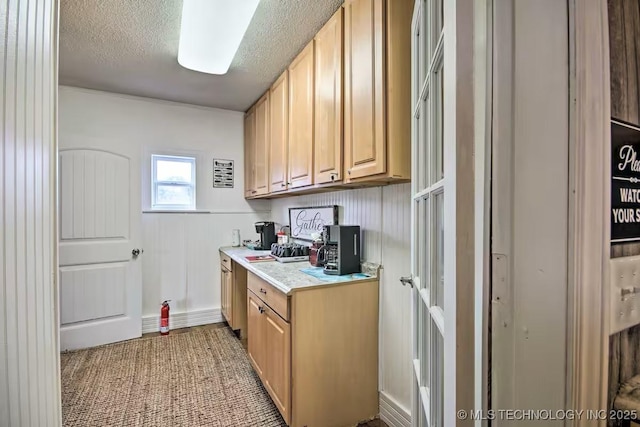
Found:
[288,206,339,241]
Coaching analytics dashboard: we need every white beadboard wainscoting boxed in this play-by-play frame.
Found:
[1,0,62,425]
[271,184,413,426]
[141,211,270,320]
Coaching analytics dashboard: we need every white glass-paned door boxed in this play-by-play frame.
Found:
[411,0,446,425]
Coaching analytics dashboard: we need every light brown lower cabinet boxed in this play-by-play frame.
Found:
[246,271,378,427]
[248,289,291,422]
[220,252,247,337]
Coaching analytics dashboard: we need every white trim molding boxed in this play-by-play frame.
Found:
[379,391,411,427]
[142,308,224,334]
[567,0,610,423]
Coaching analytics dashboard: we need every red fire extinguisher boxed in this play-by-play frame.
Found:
[160,300,170,335]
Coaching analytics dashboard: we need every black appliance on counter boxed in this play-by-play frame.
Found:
[322,225,361,275]
[254,222,277,250]
[270,243,309,260]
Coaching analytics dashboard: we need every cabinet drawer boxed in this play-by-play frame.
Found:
[220,252,232,271]
[247,272,289,321]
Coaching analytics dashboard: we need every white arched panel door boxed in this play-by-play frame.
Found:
[59,149,142,350]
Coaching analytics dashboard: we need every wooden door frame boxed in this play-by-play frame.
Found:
[443,0,476,424]
[567,0,610,423]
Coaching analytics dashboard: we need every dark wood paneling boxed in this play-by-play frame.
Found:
[609,325,640,418]
[610,1,640,258]
[609,0,640,124]
[609,3,640,417]
[611,241,640,257]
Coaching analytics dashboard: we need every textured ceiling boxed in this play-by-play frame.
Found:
[59,0,343,111]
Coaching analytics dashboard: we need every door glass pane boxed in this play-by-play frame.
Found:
[434,0,443,47]
[429,0,444,54]
[431,320,444,427]
[415,5,428,91]
[433,192,444,309]
[420,196,429,291]
[414,200,421,285]
[414,10,421,97]
[419,300,430,387]
[435,64,444,181]
[413,287,420,359]
[420,93,430,190]
[419,401,429,427]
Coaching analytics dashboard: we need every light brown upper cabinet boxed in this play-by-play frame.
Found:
[288,41,315,189]
[314,8,344,185]
[244,107,256,198]
[344,0,411,182]
[253,93,270,196]
[269,71,289,193]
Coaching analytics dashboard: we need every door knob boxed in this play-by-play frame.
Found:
[400,276,414,288]
[132,248,143,257]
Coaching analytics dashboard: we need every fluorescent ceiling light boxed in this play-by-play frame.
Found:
[178,0,260,75]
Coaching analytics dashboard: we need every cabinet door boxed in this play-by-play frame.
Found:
[247,291,266,378]
[221,267,231,325]
[244,109,257,197]
[344,0,386,180]
[314,8,344,185]
[264,307,291,424]
[269,71,289,193]
[288,41,315,189]
[226,270,233,326]
[254,93,270,196]
[221,268,227,321]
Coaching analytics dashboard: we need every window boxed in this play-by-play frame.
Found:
[151,155,196,210]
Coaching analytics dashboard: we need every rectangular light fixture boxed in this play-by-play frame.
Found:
[178,0,261,75]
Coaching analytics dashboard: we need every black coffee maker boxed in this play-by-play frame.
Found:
[321,225,361,275]
[254,222,277,250]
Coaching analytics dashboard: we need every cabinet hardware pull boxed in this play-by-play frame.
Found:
[258,306,265,314]
[347,170,351,175]
[260,288,267,294]
[281,183,286,187]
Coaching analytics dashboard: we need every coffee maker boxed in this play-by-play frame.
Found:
[254,222,277,250]
[322,225,361,275]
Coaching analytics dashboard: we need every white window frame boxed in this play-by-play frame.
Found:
[151,154,197,210]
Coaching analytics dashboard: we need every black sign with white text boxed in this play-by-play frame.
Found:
[612,142,640,242]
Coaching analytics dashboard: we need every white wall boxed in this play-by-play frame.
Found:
[58,87,271,324]
[491,0,569,421]
[1,0,62,425]
[271,184,412,425]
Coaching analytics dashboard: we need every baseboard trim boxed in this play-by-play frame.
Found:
[142,308,224,334]
[379,391,411,427]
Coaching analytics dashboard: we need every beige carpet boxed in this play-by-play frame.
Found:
[61,326,286,427]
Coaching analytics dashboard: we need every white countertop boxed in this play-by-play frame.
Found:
[219,247,378,295]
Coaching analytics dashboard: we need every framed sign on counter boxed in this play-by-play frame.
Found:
[612,120,640,243]
[288,206,339,241]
